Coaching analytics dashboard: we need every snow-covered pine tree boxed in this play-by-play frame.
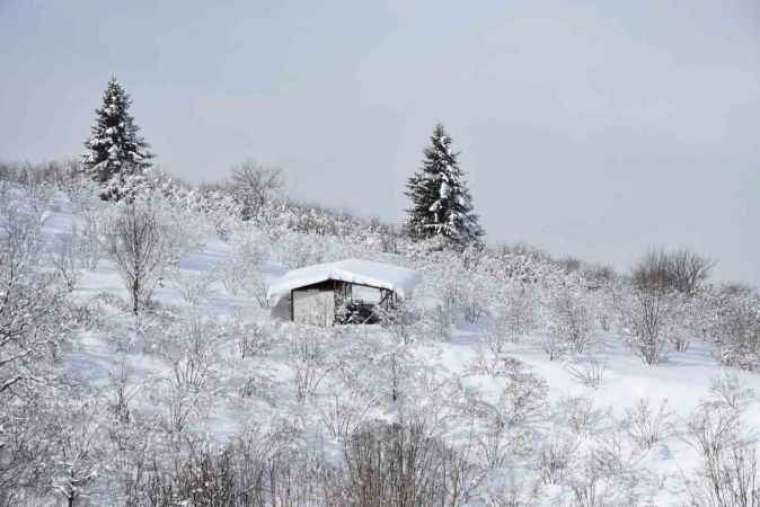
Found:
[404,123,484,247]
[82,77,153,201]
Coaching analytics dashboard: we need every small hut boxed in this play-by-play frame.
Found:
[267,259,421,326]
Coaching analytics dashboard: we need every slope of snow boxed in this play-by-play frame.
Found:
[26,190,760,506]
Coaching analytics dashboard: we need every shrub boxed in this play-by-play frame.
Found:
[343,421,478,506]
[632,248,714,295]
[623,398,673,450]
[710,285,760,371]
[107,201,167,314]
[565,357,606,389]
[686,404,760,506]
[550,288,595,354]
[619,284,674,365]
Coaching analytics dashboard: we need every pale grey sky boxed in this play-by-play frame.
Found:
[1,0,758,285]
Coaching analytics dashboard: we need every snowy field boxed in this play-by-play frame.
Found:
[3,184,759,506]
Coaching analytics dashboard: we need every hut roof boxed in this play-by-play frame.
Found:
[267,259,421,303]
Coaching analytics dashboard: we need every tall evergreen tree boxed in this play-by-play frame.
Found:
[405,123,484,246]
[82,77,153,200]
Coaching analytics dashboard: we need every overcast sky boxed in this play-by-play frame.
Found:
[1,0,758,285]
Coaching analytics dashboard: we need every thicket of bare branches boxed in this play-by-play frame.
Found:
[687,408,760,506]
[344,420,481,506]
[624,398,673,450]
[628,285,672,365]
[0,159,83,189]
[131,420,482,507]
[550,288,595,355]
[229,161,284,221]
[632,248,715,295]
[0,186,73,505]
[710,284,760,370]
[107,201,166,314]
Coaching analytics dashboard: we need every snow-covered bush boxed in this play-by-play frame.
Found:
[48,226,81,291]
[566,433,645,507]
[74,193,109,270]
[138,427,318,506]
[227,160,284,221]
[619,285,675,365]
[425,303,454,341]
[278,230,333,269]
[289,328,335,403]
[555,396,611,436]
[0,159,82,190]
[623,398,674,450]
[168,267,216,308]
[317,387,376,440]
[219,226,271,305]
[685,400,759,506]
[468,356,549,434]
[550,286,595,355]
[49,400,105,506]
[0,190,85,503]
[442,270,491,325]
[538,432,580,485]
[0,188,69,395]
[107,199,169,314]
[343,420,480,506]
[497,281,538,345]
[542,331,566,361]
[709,285,760,371]
[565,357,606,389]
[153,195,208,265]
[377,299,420,346]
[148,315,225,439]
[231,318,273,359]
[709,372,755,412]
[107,357,139,424]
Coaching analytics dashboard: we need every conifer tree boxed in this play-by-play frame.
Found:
[82,77,153,200]
[405,123,484,246]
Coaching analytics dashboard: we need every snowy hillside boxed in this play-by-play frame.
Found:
[2,178,760,506]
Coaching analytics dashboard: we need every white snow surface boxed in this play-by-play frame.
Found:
[16,188,760,505]
[267,258,421,302]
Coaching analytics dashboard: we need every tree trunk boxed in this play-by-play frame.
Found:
[132,278,140,314]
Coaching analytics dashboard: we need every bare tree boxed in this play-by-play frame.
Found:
[229,160,284,221]
[551,288,594,354]
[669,248,716,294]
[108,202,165,314]
[627,285,671,365]
[620,251,683,365]
[632,248,715,295]
[51,402,103,507]
[686,406,760,506]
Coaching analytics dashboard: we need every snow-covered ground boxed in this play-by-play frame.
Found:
[10,188,760,505]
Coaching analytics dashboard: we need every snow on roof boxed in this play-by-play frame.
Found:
[267,259,421,302]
